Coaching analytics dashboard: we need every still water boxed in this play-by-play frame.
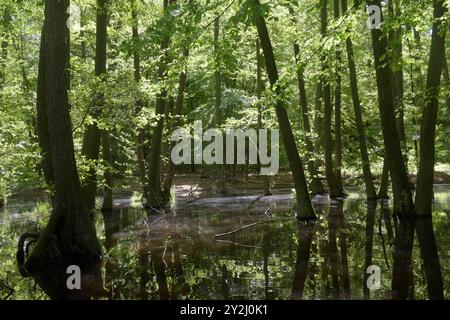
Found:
[1,184,449,300]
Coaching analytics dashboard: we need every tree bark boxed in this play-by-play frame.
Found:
[367,0,414,215]
[342,0,377,200]
[251,0,316,220]
[415,0,447,216]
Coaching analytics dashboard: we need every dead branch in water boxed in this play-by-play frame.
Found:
[214,217,295,240]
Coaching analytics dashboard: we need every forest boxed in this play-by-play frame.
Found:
[0,0,449,300]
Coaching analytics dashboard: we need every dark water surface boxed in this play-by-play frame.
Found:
[1,184,449,300]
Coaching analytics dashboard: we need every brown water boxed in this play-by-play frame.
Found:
[1,184,449,300]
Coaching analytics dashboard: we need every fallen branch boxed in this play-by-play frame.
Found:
[214,217,294,240]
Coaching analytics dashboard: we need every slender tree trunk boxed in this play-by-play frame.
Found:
[320,0,344,198]
[363,201,377,299]
[251,0,316,220]
[148,0,172,210]
[101,130,113,211]
[291,221,316,300]
[24,0,102,298]
[163,48,189,199]
[131,0,151,205]
[313,82,325,185]
[367,0,414,216]
[214,18,226,195]
[289,5,325,196]
[256,39,271,196]
[342,0,377,200]
[333,0,345,194]
[415,0,447,216]
[80,0,108,212]
[35,16,54,194]
[378,157,390,199]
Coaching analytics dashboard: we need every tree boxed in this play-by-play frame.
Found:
[320,0,345,198]
[80,0,108,212]
[367,0,414,215]
[256,39,271,196]
[22,0,102,296]
[147,0,173,210]
[214,17,226,194]
[342,0,377,200]
[250,0,316,220]
[290,3,325,196]
[333,0,344,194]
[415,0,448,216]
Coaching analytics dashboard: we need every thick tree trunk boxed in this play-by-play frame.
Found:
[80,0,108,212]
[388,0,408,170]
[23,0,102,298]
[320,0,344,198]
[415,0,447,216]
[342,0,377,200]
[367,0,414,216]
[443,57,450,116]
[251,0,316,220]
[416,218,444,299]
[391,218,415,300]
[256,39,271,196]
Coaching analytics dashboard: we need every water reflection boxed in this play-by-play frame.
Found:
[1,187,449,300]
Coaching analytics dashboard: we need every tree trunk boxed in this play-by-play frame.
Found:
[251,0,316,220]
[367,0,414,216]
[320,0,344,198]
[378,157,390,199]
[289,5,325,196]
[101,130,113,211]
[80,0,108,212]
[23,0,102,298]
[131,0,151,205]
[256,39,271,196]
[35,16,54,194]
[342,0,377,200]
[388,0,408,170]
[415,0,447,216]
[333,0,345,194]
[443,57,450,116]
[214,18,226,195]
[163,48,189,199]
[147,0,171,210]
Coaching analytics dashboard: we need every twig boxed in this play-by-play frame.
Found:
[214,217,294,239]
